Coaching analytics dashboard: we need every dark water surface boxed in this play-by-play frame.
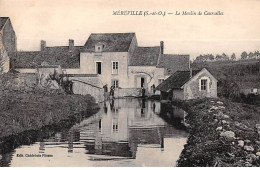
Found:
[1,99,188,167]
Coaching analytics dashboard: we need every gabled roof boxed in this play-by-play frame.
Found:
[157,54,190,75]
[156,70,201,92]
[10,46,83,69]
[0,17,9,31]
[129,46,161,66]
[82,33,135,52]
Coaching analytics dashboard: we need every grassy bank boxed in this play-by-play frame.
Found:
[174,98,260,167]
[0,73,99,139]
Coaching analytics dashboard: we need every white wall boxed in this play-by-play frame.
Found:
[128,66,165,92]
[63,68,81,74]
[15,68,36,73]
[80,52,129,88]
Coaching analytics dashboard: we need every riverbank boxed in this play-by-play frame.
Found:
[174,98,260,167]
[0,72,99,139]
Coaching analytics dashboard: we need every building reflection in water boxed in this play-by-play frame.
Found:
[46,98,188,159]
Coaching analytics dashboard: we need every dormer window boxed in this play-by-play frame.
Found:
[95,44,104,52]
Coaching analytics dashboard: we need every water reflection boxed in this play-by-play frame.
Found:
[8,99,188,167]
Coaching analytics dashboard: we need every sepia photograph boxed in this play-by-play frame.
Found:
[0,0,260,167]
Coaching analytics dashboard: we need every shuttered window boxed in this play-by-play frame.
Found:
[112,61,119,74]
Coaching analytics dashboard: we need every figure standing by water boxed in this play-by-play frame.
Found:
[103,84,108,92]
[110,84,115,98]
[151,84,156,94]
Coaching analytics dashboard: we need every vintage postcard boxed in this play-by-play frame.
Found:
[0,0,260,167]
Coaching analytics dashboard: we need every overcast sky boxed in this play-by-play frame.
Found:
[0,0,260,59]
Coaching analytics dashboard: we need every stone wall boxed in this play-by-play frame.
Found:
[63,68,81,74]
[68,76,101,87]
[16,68,36,73]
[183,70,217,100]
[114,88,142,98]
[172,89,184,100]
[2,19,16,55]
[0,44,9,73]
[72,81,104,103]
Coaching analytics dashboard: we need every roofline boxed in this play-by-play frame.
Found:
[181,68,217,88]
[156,54,190,67]
[128,33,137,53]
[0,17,9,31]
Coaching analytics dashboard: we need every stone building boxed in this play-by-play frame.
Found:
[11,32,190,98]
[156,68,217,100]
[78,33,190,97]
[0,17,17,73]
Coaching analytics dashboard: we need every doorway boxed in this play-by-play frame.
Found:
[141,77,145,88]
[96,62,102,74]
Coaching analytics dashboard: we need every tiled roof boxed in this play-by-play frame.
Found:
[156,70,201,92]
[129,46,160,66]
[0,17,8,30]
[82,33,135,52]
[157,54,190,75]
[10,46,82,69]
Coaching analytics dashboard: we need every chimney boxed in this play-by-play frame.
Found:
[160,41,164,54]
[69,39,74,51]
[41,40,46,51]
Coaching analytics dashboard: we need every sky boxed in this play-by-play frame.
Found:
[0,0,260,60]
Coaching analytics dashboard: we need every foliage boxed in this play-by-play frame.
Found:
[215,53,229,61]
[194,54,214,62]
[177,98,260,167]
[218,79,240,99]
[231,53,236,61]
[241,51,248,60]
[59,75,73,94]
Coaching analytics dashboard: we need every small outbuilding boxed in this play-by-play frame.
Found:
[156,68,217,100]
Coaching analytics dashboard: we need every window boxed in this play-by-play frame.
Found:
[141,77,145,88]
[112,79,119,88]
[112,61,119,74]
[99,119,102,132]
[95,44,103,52]
[201,79,207,91]
[112,119,119,133]
[158,78,164,84]
[96,62,102,74]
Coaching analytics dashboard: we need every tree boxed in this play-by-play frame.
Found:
[248,52,254,59]
[241,51,248,60]
[231,53,236,61]
[208,54,214,60]
[254,51,260,59]
[215,54,222,61]
[222,53,229,60]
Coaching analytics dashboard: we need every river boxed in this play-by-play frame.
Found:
[1,98,188,167]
